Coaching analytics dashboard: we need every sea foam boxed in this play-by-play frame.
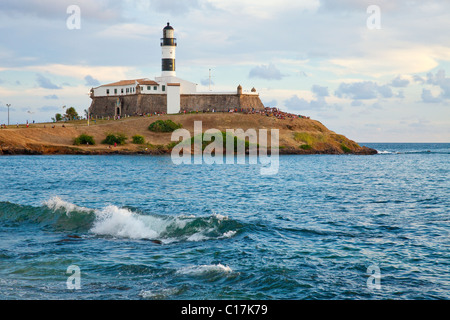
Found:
[43,197,238,243]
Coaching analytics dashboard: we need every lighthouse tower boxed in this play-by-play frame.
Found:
[161,22,177,77]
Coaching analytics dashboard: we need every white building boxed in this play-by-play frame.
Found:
[90,23,261,115]
[92,23,197,114]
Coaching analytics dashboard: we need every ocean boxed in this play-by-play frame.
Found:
[0,143,448,300]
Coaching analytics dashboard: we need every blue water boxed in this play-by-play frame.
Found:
[0,143,449,300]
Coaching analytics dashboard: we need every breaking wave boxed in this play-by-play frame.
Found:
[0,197,241,244]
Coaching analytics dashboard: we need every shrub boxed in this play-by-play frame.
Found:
[74,134,95,146]
[148,120,182,132]
[341,144,352,153]
[102,133,127,145]
[300,144,312,150]
[132,135,145,144]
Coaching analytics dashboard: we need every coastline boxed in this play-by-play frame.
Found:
[0,113,378,156]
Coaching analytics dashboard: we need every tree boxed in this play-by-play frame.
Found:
[55,113,63,122]
[65,107,79,121]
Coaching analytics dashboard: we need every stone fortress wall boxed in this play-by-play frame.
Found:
[89,91,265,117]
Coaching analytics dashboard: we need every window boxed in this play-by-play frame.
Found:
[126,88,129,93]
[162,85,166,92]
[147,86,151,90]
[121,89,124,94]
[154,86,157,90]
[106,89,110,95]
[114,89,118,94]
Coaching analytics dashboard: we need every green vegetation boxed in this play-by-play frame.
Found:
[73,134,95,146]
[181,131,257,152]
[148,119,182,132]
[294,132,330,147]
[102,133,127,145]
[341,144,352,153]
[300,144,312,150]
[64,107,79,121]
[166,141,179,150]
[294,132,315,145]
[132,135,145,145]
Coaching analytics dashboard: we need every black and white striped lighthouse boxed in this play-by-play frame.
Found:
[161,22,177,77]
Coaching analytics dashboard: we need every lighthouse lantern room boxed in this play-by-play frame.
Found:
[161,22,177,77]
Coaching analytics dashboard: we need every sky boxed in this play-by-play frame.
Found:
[0,0,449,142]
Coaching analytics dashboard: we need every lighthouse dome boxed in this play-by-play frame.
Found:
[164,23,174,30]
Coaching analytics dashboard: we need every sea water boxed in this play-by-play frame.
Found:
[0,143,448,300]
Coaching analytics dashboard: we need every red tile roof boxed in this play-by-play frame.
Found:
[102,79,159,87]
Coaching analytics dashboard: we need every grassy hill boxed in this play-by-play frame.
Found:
[0,113,377,155]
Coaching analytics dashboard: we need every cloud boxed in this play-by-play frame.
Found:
[249,63,285,80]
[284,93,328,111]
[426,69,450,99]
[0,0,123,22]
[38,105,60,112]
[335,81,393,100]
[413,75,425,84]
[335,81,378,100]
[263,99,278,107]
[390,76,410,88]
[207,0,319,19]
[36,73,61,89]
[147,0,201,15]
[84,75,100,87]
[377,84,393,98]
[351,100,364,107]
[312,84,329,97]
[421,89,442,103]
[44,94,59,100]
[200,78,215,86]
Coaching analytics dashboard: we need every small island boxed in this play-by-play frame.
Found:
[0,110,377,156]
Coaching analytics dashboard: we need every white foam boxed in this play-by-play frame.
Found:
[221,230,237,238]
[177,264,233,275]
[376,150,393,154]
[90,205,170,240]
[43,196,91,215]
[42,197,237,243]
[213,213,228,221]
[186,232,210,242]
[139,287,179,299]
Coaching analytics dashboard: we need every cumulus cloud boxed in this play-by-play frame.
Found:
[249,63,285,80]
[426,69,450,99]
[44,94,59,100]
[284,84,330,111]
[38,105,60,112]
[36,73,61,90]
[413,75,426,84]
[263,99,278,107]
[390,76,410,88]
[335,81,393,100]
[200,78,215,86]
[335,81,378,100]
[311,84,329,97]
[84,75,100,87]
[421,89,442,103]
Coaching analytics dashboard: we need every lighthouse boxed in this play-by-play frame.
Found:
[161,22,177,77]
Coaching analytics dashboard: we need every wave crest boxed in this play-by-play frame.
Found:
[2,197,241,243]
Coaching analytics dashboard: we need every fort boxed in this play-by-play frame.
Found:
[89,23,265,118]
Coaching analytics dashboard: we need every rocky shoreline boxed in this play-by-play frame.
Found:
[0,113,378,156]
[0,144,378,156]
